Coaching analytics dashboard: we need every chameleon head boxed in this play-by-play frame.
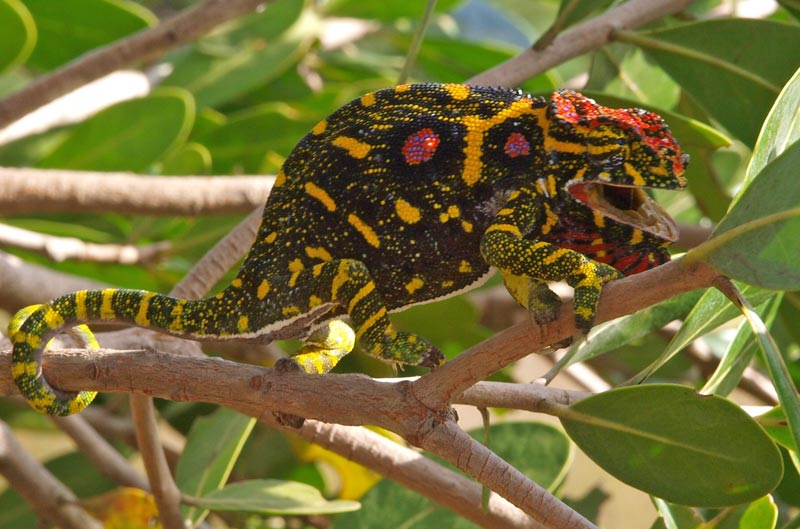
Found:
[549,90,689,243]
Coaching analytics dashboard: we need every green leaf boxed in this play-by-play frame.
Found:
[193,479,360,515]
[39,87,195,171]
[622,19,800,146]
[322,0,461,21]
[559,384,783,507]
[176,408,256,525]
[652,498,704,529]
[161,142,212,175]
[629,283,775,384]
[713,495,778,529]
[692,140,800,289]
[0,0,36,72]
[759,406,799,453]
[163,0,318,108]
[23,0,155,70]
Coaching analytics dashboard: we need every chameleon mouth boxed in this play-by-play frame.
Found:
[569,182,679,242]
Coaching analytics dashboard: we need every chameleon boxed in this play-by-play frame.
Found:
[10,83,687,416]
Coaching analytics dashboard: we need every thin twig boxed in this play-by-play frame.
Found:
[0,168,272,216]
[0,223,171,264]
[468,0,696,87]
[0,0,272,128]
[0,421,103,529]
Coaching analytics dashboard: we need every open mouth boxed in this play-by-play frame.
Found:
[568,182,679,242]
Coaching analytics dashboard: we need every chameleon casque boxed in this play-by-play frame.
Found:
[11,83,687,416]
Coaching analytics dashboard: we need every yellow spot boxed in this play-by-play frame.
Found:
[355,306,387,340]
[274,169,286,187]
[333,136,372,159]
[459,260,472,273]
[546,174,558,197]
[444,84,470,100]
[305,182,337,212]
[331,261,351,299]
[360,92,376,107]
[43,306,63,329]
[26,333,41,349]
[650,165,668,176]
[306,246,333,262]
[439,212,450,223]
[100,289,115,319]
[238,315,249,332]
[283,306,301,317]
[288,259,304,287]
[348,282,375,313]
[75,290,88,320]
[593,211,606,228]
[624,162,647,186]
[348,213,380,248]
[405,277,424,294]
[395,84,411,93]
[461,220,473,233]
[135,292,155,326]
[265,231,278,244]
[497,208,514,216]
[309,295,323,307]
[447,205,460,218]
[231,278,243,288]
[485,224,522,237]
[630,229,644,245]
[396,198,422,224]
[312,120,327,135]
[442,280,454,288]
[257,280,271,300]
[312,263,324,277]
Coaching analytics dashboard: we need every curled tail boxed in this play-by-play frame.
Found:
[9,287,240,416]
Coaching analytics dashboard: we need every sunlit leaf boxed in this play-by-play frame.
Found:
[193,479,360,514]
[0,0,36,72]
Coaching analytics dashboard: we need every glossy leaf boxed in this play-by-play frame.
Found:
[193,479,360,514]
[712,495,778,529]
[38,87,195,171]
[163,0,317,108]
[559,385,783,506]
[176,408,255,525]
[627,19,800,146]
[24,0,155,70]
[0,0,35,72]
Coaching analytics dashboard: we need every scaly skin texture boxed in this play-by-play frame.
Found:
[10,83,687,415]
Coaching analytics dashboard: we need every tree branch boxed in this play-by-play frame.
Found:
[0,0,272,128]
[468,0,696,87]
[0,168,272,216]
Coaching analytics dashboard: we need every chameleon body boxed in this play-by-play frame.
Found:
[10,83,687,415]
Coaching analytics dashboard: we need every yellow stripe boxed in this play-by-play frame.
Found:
[356,306,387,341]
[331,261,350,300]
[305,182,337,212]
[395,198,422,224]
[348,213,380,248]
[544,248,570,265]
[630,229,644,245]
[170,299,186,331]
[348,282,375,313]
[333,136,372,159]
[624,162,647,186]
[135,292,155,326]
[43,307,63,329]
[405,277,424,294]
[312,120,327,135]
[544,137,584,154]
[75,290,88,320]
[485,223,522,237]
[100,289,115,319]
[305,246,333,262]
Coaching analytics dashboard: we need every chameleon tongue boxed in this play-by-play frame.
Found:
[574,182,679,242]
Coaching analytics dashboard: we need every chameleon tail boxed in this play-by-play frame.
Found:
[9,287,250,416]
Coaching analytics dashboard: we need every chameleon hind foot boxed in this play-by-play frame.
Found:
[368,330,443,368]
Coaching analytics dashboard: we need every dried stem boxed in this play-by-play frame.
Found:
[0,168,272,216]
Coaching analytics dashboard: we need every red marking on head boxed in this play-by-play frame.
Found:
[402,128,440,165]
[504,132,531,158]
[553,91,686,174]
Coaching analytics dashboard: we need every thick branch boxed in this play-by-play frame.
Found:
[0,0,270,128]
[0,168,272,216]
[469,0,695,87]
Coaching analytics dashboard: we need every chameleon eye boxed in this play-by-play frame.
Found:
[402,128,440,165]
[504,132,531,158]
